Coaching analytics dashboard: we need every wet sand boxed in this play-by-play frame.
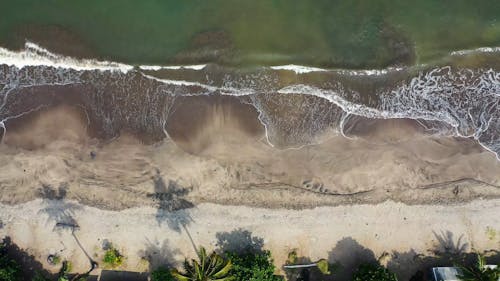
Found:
[1,96,499,210]
[165,95,264,154]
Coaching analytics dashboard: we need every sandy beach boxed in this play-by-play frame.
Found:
[0,3,499,280]
[0,96,499,280]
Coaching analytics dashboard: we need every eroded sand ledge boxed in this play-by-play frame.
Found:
[0,199,499,280]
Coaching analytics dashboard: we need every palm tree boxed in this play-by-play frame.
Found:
[171,247,234,281]
[457,253,499,281]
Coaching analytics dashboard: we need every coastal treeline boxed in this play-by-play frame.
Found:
[1,236,499,281]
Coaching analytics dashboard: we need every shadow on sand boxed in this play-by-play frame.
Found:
[215,228,265,255]
[1,236,54,280]
[139,238,181,272]
[320,231,499,281]
[149,171,194,233]
[35,184,99,278]
[36,183,81,229]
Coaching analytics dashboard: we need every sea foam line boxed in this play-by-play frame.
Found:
[451,46,500,56]
[0,42,406,76]
[269,64,405,76]
[0,42,133,73]
[139,64,207,71]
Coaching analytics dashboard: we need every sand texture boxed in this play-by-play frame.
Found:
[1,103,500,210]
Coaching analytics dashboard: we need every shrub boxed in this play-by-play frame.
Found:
[103,246,124,268]
[353,263,398,281]
[31,272,51,281]
[0,241,21,281]
[151,267,176,281]
[171,247,233,281]
[457,253,500,281]
[226,250,282,281]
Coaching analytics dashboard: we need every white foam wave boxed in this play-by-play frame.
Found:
[270,64,328,74]
[451,46,500,56]
[333,67,405,76]
[141,73,256,97]
[141,73,218,92]
[0,42,406,77]
[270,64,405,76]
[0,42,133,73]
[139,64,207,71]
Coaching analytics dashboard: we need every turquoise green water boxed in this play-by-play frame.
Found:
[0,0,499,68]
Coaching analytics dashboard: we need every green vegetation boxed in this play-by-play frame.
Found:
[225,250,281,281]
[457,254,500,281]
[353,263,398,281]
[284,250,331,275]
[0,238,22,281]
[0,242,21,281]
[102,245,124,268]
[4,236,500,281]
[31,273,51,281]
[171,247,234,281]
[151,267,176,281]
[48,255,61,266]
[32,261,79,281]
[316,259,330,275]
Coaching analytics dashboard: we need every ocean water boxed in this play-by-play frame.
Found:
[0,2,499,160]
[0,0,499,67]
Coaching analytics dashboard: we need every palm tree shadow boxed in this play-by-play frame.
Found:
[432,230,469,256]
[149,172,194,232]
[139,238,181,271]
[36,184,81,230]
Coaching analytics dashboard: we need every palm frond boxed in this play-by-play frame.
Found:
[172,246,234,281]
[212,260,232,279]
[171,268,192,281]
